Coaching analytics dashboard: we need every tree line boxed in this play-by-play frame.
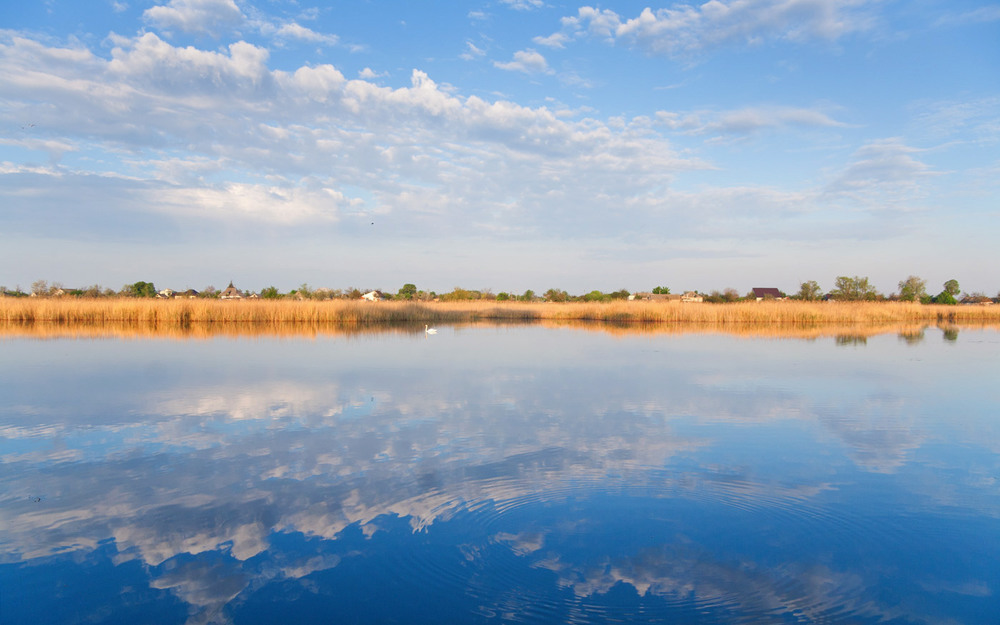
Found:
[2,276,996,305]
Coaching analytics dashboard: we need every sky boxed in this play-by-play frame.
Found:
[1,0,998,296]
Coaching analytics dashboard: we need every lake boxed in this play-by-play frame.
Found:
[1,324,998,624]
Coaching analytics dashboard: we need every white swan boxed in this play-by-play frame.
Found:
[424,324,438,334]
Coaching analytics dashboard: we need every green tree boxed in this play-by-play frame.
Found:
[496,292,510,301]
[397,283,417,300]
[543,288,568,302]
[441,287,475,301]
[583,290,606,302]
[830,276,878,301]
[943,279,960,296]
[520,289,535,302]
[260,286,282,299]
[608,288,631,300]
[934,291,957,305]
[652,286,670,295]
[897,276,927,302]
[796,280,822,301]
[124,281,157,298]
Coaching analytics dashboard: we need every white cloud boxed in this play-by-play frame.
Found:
[493,48,553,74]
[533,32,570,48]
[499,0,544,10]
[143,0,245,36]
[274,22,339,45]
[547,1,880,57]
[460,41,486,60]
[658,105,849,136]
[0,32,702,234]
[825,138,937,206]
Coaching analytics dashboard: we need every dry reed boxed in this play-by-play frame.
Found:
[2,298,998,334]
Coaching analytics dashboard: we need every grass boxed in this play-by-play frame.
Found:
[1,298,998,338]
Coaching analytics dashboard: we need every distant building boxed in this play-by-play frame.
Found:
[633,292,701,302]
[220,282,243,300]
[752,288,784,301]
[362,290,384,302]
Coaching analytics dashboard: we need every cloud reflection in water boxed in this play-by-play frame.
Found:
[1,327,998,624]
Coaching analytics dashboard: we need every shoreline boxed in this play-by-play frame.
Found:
[2,299,998,336]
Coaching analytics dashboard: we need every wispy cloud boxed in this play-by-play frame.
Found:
[658,105,850,137]
[460,41,486,60]
[273,22,339,46]
[543,1,881,58]
[934,5,1000,26]
[493,48,553,74]
[499,0,544,11]
[143,0,245,37]
[825,138,937,206]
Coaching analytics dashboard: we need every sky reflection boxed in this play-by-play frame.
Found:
[1,327,998,624]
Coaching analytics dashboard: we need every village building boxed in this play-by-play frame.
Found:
[220,282,243,300]
[752,288,785,301]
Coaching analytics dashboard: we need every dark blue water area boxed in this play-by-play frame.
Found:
[6,487,996,624]
[2,327,999,624]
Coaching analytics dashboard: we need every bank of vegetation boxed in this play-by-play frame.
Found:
[2,297,999,328]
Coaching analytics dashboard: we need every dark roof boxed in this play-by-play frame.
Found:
[752,288,783,298]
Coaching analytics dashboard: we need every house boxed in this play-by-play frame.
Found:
[681,291,704,303]
[157,288,175,299]
[362,290,384,302]
[752,287,784,301]
[178,289,199,299]
[220,282,243,300]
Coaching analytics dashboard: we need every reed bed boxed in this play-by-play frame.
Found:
[2,297,999,330]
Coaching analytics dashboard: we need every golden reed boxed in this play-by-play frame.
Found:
[1,298,997,340]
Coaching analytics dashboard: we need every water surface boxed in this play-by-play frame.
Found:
[2,325,998,624]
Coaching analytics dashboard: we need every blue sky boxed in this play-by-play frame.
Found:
[1,0,997,295]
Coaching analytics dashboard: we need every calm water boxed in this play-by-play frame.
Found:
[1,325,998,624]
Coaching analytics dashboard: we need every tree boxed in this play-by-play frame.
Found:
[583,290,606,302]
[830,276,878,301]
[796,280,822,301]
[652,286,670,295]
[943,279,960,297]
[31,279,49,296]
[441,287,475,301]
[124,281,156,298]
[520,289,535,302]
[260,286,282,299]
[397,283,417,300]
[897,276,927,302]
[544,288,568,302]
[934,291,957,305]
[496,292,510,301]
